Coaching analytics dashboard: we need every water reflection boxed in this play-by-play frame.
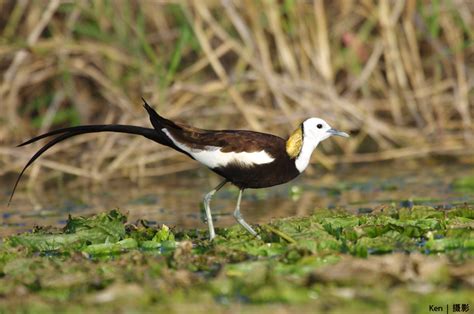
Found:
[1,162,473,237]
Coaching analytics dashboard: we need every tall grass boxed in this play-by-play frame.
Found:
[0,0,472,187]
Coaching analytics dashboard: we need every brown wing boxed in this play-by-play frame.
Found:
[142,101,285,156]
[167,122,286,155]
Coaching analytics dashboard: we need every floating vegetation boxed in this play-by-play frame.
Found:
[1,206,473,312]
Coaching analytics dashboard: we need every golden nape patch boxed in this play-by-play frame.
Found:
[286,125,303,158]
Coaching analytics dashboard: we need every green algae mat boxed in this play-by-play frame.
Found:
[1,206,473,313]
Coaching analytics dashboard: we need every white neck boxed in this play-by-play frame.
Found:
[294,137,320,173]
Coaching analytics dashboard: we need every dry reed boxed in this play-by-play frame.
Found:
[0,0,472,189]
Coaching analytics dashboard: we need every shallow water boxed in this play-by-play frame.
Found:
[1,161,473,237]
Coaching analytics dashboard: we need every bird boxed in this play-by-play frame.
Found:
[9,99,349,240]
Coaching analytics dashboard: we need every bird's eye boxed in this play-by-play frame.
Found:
[317,124,323,129]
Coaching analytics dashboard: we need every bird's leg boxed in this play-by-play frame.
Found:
[233,189,261,239]
[203,180,228,240]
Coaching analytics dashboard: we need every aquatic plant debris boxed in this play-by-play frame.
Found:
[6,210,177,255]
[1,206,473,312]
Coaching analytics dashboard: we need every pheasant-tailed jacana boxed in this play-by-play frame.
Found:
[10,99,349,240]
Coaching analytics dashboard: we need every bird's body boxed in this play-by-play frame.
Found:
[143,104,301,189]
[165,129,299,189]
[10,100,349,240]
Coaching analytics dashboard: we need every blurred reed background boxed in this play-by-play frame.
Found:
[0,0,472,189]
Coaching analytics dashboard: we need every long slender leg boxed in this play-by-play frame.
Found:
[233,189,260,239]
[203,180,228,240]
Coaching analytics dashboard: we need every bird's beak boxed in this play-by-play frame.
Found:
[327,128,350,138]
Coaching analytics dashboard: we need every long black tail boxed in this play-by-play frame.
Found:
[9,100,179,205]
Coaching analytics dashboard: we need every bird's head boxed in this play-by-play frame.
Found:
[286,118,349,159]
[302,117,349,142]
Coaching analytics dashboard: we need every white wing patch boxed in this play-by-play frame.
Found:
[162,129,275,169]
